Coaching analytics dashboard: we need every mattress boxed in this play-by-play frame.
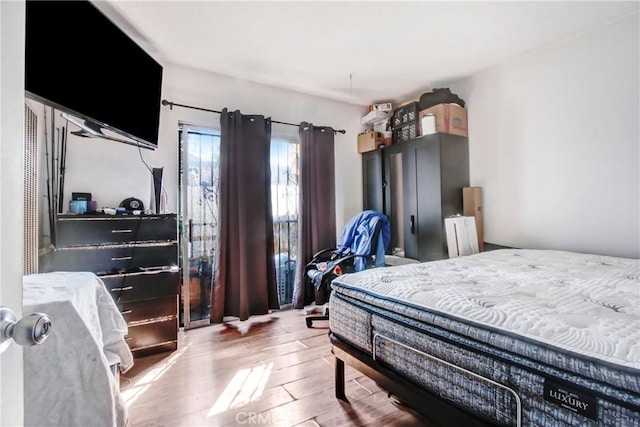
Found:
[329,249,640,426]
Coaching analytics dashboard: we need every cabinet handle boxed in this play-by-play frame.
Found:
[188,219,193,243]
[111,229,133,234]
[120,310,132,315]
[111,286,134,292]
[124,336,132,341]
[111,256,133,261]
[410,215,415,234]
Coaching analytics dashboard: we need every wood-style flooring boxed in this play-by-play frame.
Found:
[121,309,430,426]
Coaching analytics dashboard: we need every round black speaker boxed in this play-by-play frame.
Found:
[119,197,144,211]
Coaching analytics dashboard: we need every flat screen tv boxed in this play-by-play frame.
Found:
[25,0,163,149]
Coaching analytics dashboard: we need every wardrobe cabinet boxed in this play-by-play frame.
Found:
[362,134,469,261]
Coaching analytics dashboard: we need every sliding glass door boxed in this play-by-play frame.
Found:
[179,125,220,328]
[179,125,300,328]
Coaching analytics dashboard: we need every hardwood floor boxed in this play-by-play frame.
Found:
[121,309,430,426]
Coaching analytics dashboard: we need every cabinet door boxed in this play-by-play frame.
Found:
[401,138,443,261]
[414,141,445,261]
[402,145,418,260]
[384,147,405,254]
[362,150,384,213]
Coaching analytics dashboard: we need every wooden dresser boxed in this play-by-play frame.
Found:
[42,214,180,356]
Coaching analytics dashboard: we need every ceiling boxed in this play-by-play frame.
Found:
[102,1,639,106]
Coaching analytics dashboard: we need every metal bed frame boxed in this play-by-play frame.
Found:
[330,333,504,426]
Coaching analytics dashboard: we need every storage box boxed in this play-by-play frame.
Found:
[373,117,390,133]
[357,131,385,153]
[463,187,483,252]
[382,130,392,146]
[369,102,393,112]
[419,103,468,137]
[392,101,419,128]
[420,115,436,135]
[392,121,419,144]
[445,216,479,258]
[361,110,389,125]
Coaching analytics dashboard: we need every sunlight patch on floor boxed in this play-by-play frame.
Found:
[224,316,277,335]
[121,346,187,407]
[207,362,274,417]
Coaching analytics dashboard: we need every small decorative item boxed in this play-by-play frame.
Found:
[69,200,87,214]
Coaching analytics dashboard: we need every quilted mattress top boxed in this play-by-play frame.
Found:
[331,249,640,370]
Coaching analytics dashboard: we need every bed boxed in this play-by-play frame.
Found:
[328,249,640,426]
[23,271,134,427]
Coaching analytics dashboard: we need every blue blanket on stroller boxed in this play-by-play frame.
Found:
[335,210,390,271]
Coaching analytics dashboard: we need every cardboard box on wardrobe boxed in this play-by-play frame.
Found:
[357,131,386,153]
[419,103,468,137]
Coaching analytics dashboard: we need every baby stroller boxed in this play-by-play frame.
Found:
[304,210,390,328]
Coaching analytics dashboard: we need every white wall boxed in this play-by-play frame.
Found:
[449,12,639,258]
[59,63,364,235]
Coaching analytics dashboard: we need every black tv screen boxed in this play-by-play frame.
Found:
[25,0,163,149]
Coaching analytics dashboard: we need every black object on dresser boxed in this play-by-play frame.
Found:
[362,133,469,261]
[44,214,180,356]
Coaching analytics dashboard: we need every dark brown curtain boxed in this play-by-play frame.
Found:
[292,122,336,309]
[212,109,279,322]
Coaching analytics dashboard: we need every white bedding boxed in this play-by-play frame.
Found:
[23,271,134,427]
[332,249,640,370]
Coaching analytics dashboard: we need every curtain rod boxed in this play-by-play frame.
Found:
[161,100,346,134]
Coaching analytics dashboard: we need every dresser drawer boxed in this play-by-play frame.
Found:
[119,295,178,323]
[53,242,178,274]
[101,268,179,303]
[121,295,178,352]
[126,319,178,352]
[57,215,176,247]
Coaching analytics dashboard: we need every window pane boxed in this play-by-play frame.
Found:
[271,138,299,306]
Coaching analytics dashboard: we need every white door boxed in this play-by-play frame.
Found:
[1,1,26,425]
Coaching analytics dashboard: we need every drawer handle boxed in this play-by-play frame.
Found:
[124,336,132,341]
[111,256,133,261]
[112,229,133,234]
[120,310,132,315]
[111,286,134,292]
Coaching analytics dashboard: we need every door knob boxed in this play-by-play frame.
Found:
[0,307,52,353]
